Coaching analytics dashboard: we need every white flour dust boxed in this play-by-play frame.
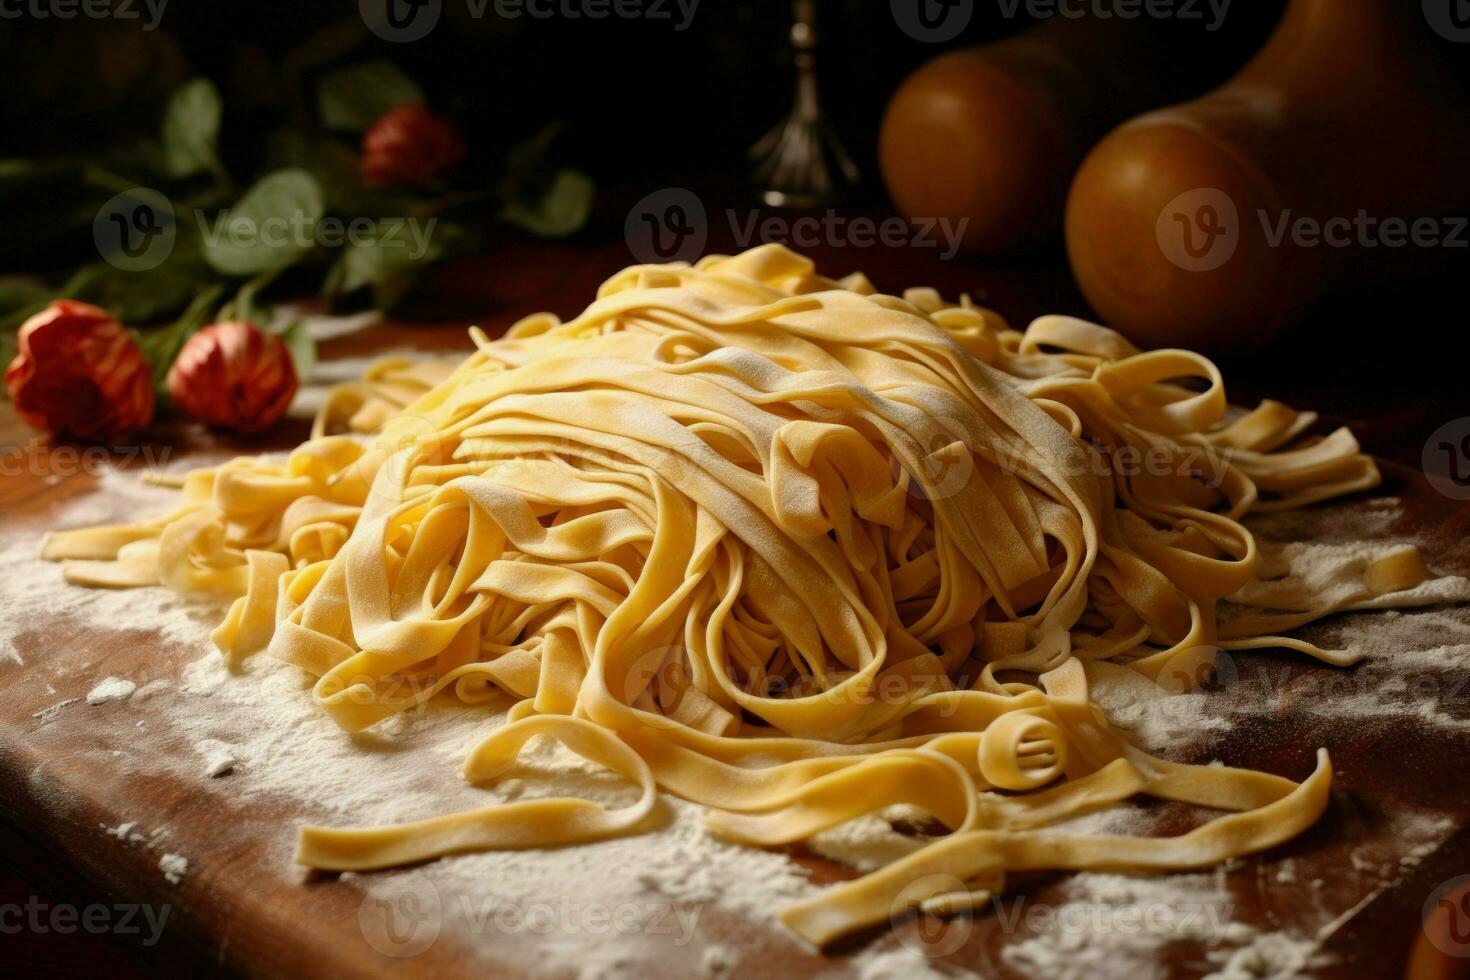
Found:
[2,468,1466,979]
[159,853,189,885]
[86,677,137,705]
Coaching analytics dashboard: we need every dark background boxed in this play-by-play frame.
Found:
[3,0,1464,452]
[3,3,1470,974]
[3,1,1303,176]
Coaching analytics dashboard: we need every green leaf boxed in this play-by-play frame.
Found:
[503,124,564,184]
[317,61,424,132]
[202,169,325,276]
[264,129,363,212]
[499,168,594,239]
[162,78,224,180]
[226,269,282,325]
[0,299,51,333]
[277,318,316,384]
[335,216,445,294]
[135,283,225,397]
[328,217,453,311]
[0,276,53,316]
[66,255,206,325]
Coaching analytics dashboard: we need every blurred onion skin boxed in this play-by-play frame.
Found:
[4,300,154,443]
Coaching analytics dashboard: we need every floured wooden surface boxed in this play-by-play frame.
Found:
[2,427,1468,978]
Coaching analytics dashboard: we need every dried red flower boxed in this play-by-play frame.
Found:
[4,300,155,442]
[166,321,298,433]
[361,104,466,187]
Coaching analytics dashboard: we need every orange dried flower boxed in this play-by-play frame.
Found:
[361,104,466,187]
[4,300,154,442]
[166,321,298,432]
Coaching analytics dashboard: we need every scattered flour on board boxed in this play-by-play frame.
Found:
[854,945,956,979]
[1001,872,1251,980]
[193,738,239,777]
[1203,932,1323,979]
[1087,524,1470,755]
[105,821,144,843]
[32,698,79,724]
[159,853,188,884]
[2,466,1468,977]
[86,677,137,705]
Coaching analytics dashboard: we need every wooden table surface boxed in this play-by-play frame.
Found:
[2,228,1469,978]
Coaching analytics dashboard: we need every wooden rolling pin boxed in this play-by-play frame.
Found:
[1065,0,1470,354]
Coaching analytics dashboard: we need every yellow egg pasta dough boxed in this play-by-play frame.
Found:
[41,245,1446,945]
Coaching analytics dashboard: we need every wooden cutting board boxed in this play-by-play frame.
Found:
[2,317,1469,979]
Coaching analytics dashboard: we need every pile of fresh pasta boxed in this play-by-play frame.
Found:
[43,245,1447,945]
